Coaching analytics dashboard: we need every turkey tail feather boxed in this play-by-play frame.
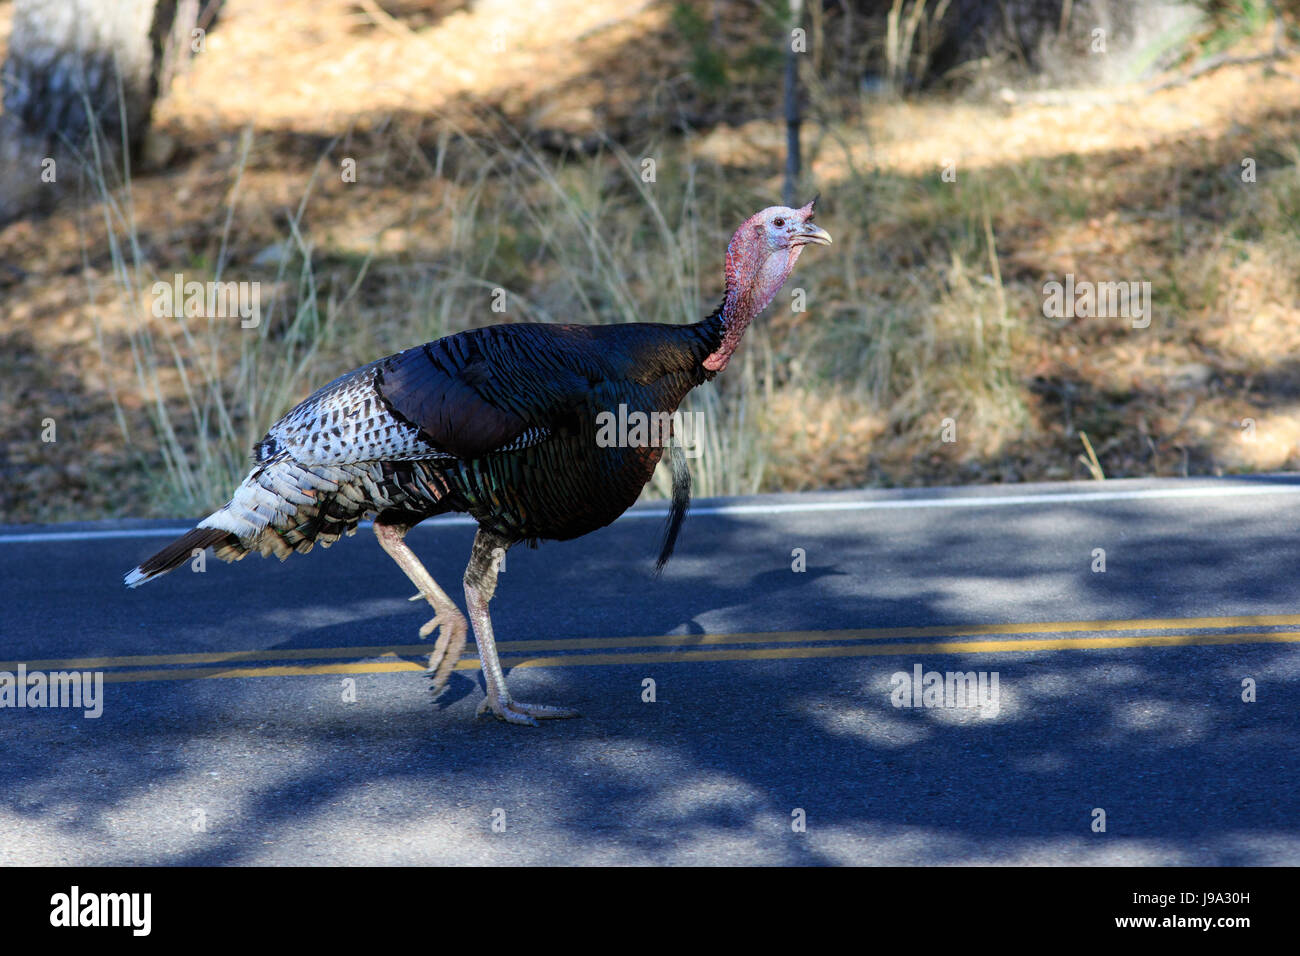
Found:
[654,443,691,574]
[124,527,234,588]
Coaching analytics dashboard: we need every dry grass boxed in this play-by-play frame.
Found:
[3,1,1300,524]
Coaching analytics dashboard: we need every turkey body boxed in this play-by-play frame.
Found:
[203,315,721,565]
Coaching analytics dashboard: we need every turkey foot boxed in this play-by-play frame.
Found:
[410,596,468,695]
[476,694,581,727]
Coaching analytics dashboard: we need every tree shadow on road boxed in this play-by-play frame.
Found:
[3,488,1298,864]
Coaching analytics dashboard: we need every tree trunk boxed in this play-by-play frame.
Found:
[782,0,803,207]
[0,0,208,222]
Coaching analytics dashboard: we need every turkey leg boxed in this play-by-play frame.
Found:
[373,519,468,695]
[464,529,580,726]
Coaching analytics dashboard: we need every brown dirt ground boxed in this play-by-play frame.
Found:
[3,1,1300,522]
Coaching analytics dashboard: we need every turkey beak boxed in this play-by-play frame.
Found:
[795,223,832,246]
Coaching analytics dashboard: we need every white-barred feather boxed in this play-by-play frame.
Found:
[261,362,447,465]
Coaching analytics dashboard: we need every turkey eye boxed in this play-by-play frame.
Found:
[773,218,785,227]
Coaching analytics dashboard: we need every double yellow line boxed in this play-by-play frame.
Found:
[5,612,1300,684]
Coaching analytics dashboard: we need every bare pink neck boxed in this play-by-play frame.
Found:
[703,245,800,373]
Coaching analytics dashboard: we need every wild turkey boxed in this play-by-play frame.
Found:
[125,200,832,724]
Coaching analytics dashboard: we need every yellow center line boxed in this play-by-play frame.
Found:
[7,611,1300,673]
[78,628,1300,683]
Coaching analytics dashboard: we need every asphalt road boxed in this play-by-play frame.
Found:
[1,475,1298,865]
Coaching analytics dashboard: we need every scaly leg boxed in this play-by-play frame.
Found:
[373,519,468,696]
[464,529,580,726]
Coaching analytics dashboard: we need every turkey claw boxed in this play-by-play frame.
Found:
[418,609,468,696]
[476,696,581,726]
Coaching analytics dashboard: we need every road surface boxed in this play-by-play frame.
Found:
[1,475,1297,864]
